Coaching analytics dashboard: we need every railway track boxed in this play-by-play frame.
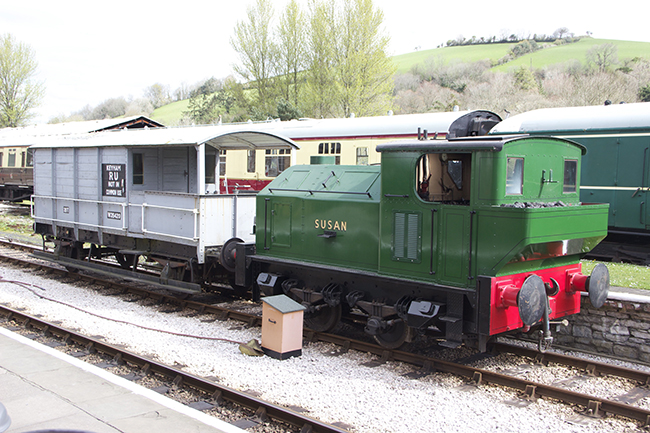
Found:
[3,239,650,426]
[0,304,348,433]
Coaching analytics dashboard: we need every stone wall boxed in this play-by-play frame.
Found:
[555,296,650,362]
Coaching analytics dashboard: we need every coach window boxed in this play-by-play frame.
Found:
[265,149,291,177]
[563,159,577,193]
[356,147,368,165]
[26,149,33,167]
[506,157,524,195]
[319,142,341,164]
[0,152,3,167]
[133,153,144,185]
[7,150,16,167]
[247,149,256,173]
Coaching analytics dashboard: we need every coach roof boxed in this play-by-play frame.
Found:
[491,102,650,134]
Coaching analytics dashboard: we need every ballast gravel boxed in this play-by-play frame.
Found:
[0,263,644,433]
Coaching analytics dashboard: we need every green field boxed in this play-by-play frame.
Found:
[392,43,515,73]
[391,38,650,74]
[153,37,650,125]
[150,99,189,126]
[492,38,650,72]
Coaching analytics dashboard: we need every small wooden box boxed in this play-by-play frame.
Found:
[261,295,306,360]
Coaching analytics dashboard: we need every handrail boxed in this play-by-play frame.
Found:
[268,187,372,198]
[32,195,128,231]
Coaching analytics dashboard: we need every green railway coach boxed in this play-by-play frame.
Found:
[240,135,610,351]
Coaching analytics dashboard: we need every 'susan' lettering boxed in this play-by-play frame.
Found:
[314,219,347,231]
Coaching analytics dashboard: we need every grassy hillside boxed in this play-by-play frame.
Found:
[153,37,650,125]
[392,43,515,73]
[150,99,189,126]
[492,38,650,72]
[392,38,650,74]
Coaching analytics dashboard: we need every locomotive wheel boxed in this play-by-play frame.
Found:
[373,320,409,350]
[305,303,342,333]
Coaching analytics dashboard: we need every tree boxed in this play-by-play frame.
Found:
[90,97,128,120]
[509,40,540,58]
[302,0,395,118]
[276,98,302,120]
[144,83,171,109]
[125,98,154,117]
[303,0,339,118]
[552,27,571,39]
[514,67,538,91]
[182,77,241,124]
[334,0,395,117]
[183,93,221,124]
[586,43,618,73]
[639,85,650,102]
[276,0,307,108]
[230,0,278,114]
[0,34,44,127]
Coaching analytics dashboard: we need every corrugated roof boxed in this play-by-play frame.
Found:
[31,124,299,150]
[0,116,163,138]
[0,116,165,147]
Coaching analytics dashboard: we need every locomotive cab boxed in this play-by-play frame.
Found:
[376,136,609,349]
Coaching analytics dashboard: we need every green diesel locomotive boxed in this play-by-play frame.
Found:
[239,135,611,351]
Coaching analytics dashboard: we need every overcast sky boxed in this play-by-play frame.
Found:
[3,0,649,124]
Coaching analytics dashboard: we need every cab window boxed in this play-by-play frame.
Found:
[506,157,524,195]
[563,159,577,193]
[416,153,471,204]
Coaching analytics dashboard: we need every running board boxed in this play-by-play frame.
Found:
[31,250,202,294]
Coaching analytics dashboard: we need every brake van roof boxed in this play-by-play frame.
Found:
[30,124,299,151]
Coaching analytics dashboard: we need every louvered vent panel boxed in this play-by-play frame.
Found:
[392,211,421,263]
[407,213,419,260]
[394,212,405,258]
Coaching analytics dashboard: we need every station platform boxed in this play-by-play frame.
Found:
[606,285,650,304]
[0,328,245,433]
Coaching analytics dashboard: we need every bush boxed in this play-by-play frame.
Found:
[509,40,541,58]
[639,85,650,102]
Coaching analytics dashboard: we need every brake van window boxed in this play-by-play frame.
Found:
[133,153,144,185]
